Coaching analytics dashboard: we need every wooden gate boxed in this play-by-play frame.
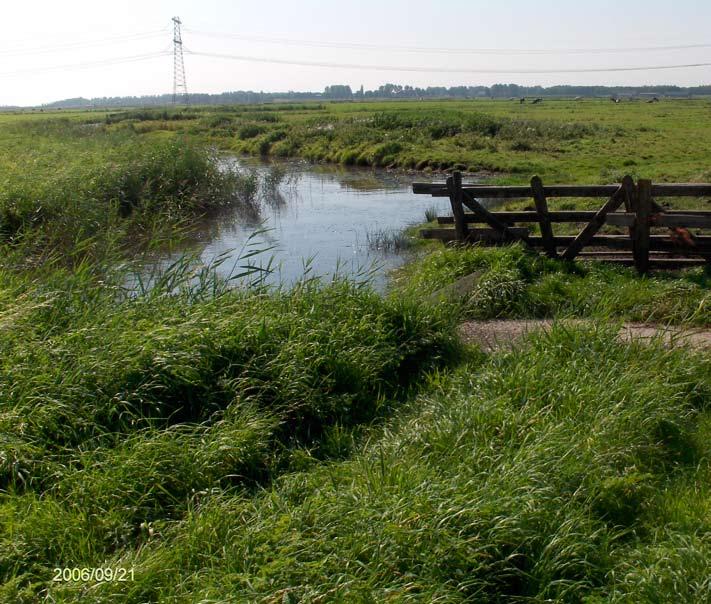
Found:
[413,172,711,273]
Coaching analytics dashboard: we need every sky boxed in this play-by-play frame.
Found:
[1,0,710,106]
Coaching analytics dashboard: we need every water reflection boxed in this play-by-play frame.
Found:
[160,157,458,290]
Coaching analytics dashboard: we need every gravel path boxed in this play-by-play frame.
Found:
[458,320,711,352]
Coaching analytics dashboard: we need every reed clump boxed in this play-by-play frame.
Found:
[0,119,259,260]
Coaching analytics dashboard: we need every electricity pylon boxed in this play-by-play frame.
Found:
[172,16,189,105]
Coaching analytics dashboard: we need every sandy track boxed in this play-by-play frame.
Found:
[458,319,711,352]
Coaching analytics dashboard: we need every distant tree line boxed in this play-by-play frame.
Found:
[12,82,711,110]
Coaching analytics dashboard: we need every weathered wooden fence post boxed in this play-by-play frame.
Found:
[446,171,468,242]
[634,179,652,274]
[531,175,557,258]
[621,174,638,243]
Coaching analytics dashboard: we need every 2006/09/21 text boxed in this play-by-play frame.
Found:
[53,568,134,582]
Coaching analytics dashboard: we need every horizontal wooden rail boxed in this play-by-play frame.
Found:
[587,258,709,268]
[436,211,711,228]
[577,251,704,258]
[650,214,711,227]
[413,182,711,198]
[420,227,529,242]
[421,229,711,252]
[413,183,622,198]
[651,184,711,196]
[525,235,711,251]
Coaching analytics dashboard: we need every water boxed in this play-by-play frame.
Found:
[166,157,457,290]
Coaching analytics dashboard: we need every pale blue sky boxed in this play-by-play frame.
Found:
[2,0,710,105]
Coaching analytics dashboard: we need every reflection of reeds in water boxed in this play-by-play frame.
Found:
[260,164,300,209]
[261,164,287,197]
[217,164,262,225]
[222,163,302,218]
[223,162,300,222]
[193,162,302,243]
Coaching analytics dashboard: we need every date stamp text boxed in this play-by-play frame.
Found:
[52,567,135,583]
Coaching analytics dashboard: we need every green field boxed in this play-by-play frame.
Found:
[79,97,711,183]
[0,101,710,602]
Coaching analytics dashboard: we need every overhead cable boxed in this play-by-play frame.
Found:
[185,28,711,55]
[0,52,171,77]
[186,49,711,74]
[0,30,168,57]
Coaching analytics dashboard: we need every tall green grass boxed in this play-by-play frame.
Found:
[33,325,711,602]
[395,243,710,325]
[0,253,460,601]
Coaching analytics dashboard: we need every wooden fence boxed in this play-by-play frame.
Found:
[413,172,711,273]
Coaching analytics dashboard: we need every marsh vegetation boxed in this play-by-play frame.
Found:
[0,102,709,602]
[84,98,711,187]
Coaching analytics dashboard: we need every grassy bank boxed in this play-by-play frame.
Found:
[1,242,708,602]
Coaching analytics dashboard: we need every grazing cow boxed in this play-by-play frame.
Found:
[519,97,526,104]
[531,98,542,104]
[610,96,620,103]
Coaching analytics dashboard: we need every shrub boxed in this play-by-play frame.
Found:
[238,124,266,140]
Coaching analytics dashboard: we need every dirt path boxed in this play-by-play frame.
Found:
[459,320,711,352]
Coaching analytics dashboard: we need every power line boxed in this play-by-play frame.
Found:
[185,28,711,56]
[1,22,708,88]
[0,52,170,78]
[186,50,711,74]
[0,30,168,57]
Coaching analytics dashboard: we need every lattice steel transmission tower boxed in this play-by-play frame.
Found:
[172,16,189,105]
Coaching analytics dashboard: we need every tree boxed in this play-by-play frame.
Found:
[323,85,353,100]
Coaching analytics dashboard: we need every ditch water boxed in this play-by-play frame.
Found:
[159,157,459,290]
